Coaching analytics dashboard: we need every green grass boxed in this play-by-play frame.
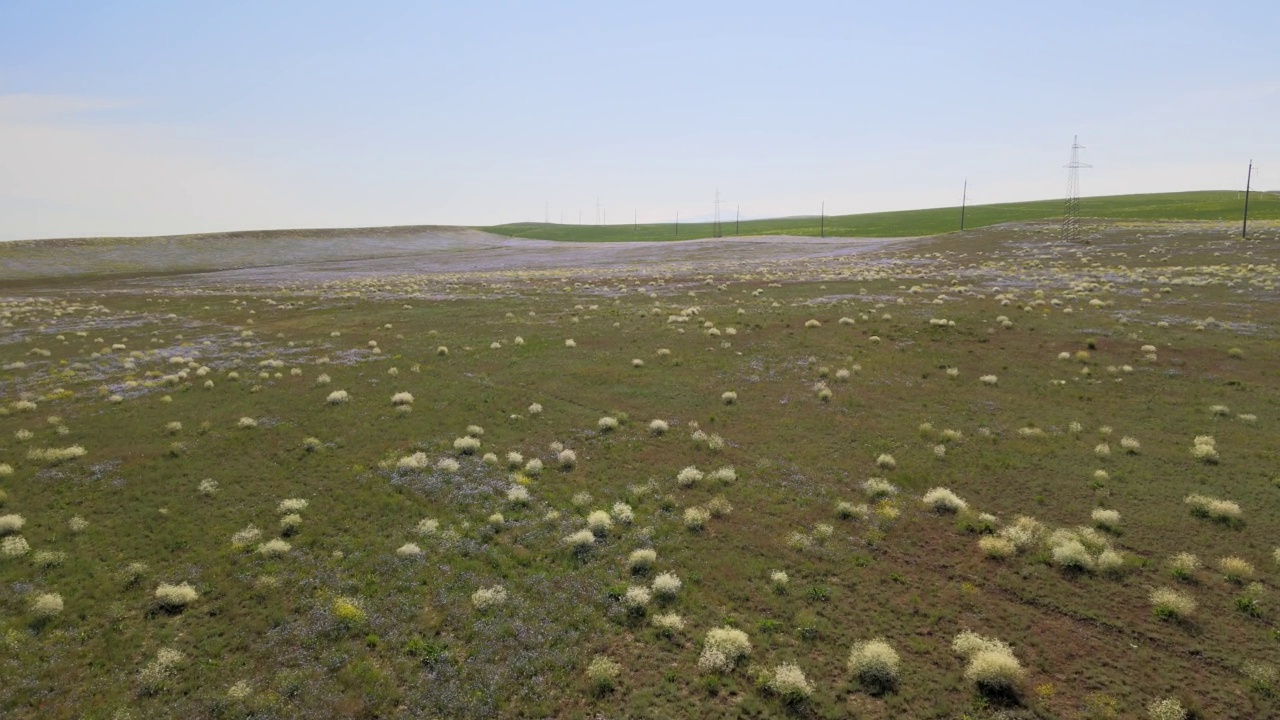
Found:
[1,219,1279,718]
[482,190,1280,242]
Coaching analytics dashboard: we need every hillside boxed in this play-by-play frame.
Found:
[482,190,1280,242]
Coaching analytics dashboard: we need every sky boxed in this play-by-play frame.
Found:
[1,0,1277,240]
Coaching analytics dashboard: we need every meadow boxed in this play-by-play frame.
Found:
[1,215,1279,719]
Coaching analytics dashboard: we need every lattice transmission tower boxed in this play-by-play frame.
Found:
[1062,135,1091,243]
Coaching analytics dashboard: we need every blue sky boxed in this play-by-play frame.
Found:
[1,0,1276,239]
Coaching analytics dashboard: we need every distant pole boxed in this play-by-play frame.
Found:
[675,211,679,238]
[1242,160,1253,239]
[596,198,601,225]
[634,210,637,232]
[960,179,967,231]
[735,205,740,235]
[820,201,825,238]
[603,208,607,225]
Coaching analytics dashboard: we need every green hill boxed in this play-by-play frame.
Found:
[481,190,1279,242]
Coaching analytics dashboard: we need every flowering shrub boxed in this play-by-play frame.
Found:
[155,582,199,609]
[698,627,751,672]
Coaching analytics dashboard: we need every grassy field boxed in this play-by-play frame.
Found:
[1,218,1279,718]
[483,190,1280,242]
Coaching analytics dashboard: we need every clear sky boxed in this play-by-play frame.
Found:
[1,0,1276,240]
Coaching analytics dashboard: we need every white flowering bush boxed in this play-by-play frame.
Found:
[1190,435,1219,463]
[722,391,737,405]
[586,655,621,692]
[155,582,199,610]
[649,419,669,435]
[770,570,789,590]
[707,466,736,483]
[651,572,682,599]
[231,525,262,548]
[597,416,619,432]
[2,535,30,557]
[1147,698,1188,720]
[390,392,413,406]
[622,585,651,612]
[276,513,301,535]
[557,449,577,468]
[257,538,291,557]
[611,502,634,524]
[453,436,481,455]
[767,662,813,703]
[27,446,87,464]
[1218,556,1255,583]
[628,548,657,573]
[0,514,25,535]
[30,592,64,619]
[1150,587,1197,620]
[139,647,186,694]
[953,631,1022,694]
[1185,493,1241,522]
[875,454,896,470]
[587,510,613,535]
[698,627,751,672]
[676,466,703,487]
[862,478,898,498]
[396,543,423,557]
[397,452,428,470]
[923,487,968,513]
[277,498,308,514]
[471,585,508,611]
[683,506,710,530]
[849,639,900,690]
[564,529,595,554]
[979,536,1017,559]
[506,485,530,505]
[1091,508,1121,532]
[652,612,684,637]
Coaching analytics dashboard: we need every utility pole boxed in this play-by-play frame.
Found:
[1242,160,1253,239]
[595,198,601,225]
[735,205,740,235]
[713,189,722,238]
[960,179,968,231]
[820,201,825,238]
[675,211,679,238]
